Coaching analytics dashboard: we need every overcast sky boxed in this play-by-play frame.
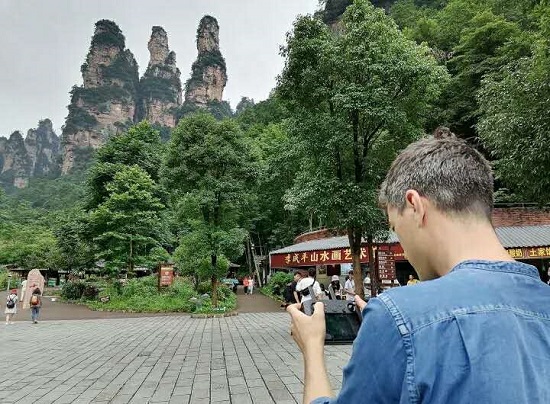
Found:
[0,0,319,136]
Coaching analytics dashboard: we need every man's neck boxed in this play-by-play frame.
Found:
[431,217,513,277]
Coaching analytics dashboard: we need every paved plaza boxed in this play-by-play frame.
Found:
[0,313,351,404]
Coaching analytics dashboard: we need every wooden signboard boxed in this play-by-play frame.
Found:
[158,263,175,288]
[377,250,396,280]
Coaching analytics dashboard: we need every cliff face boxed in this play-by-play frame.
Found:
[24,119,60,177]
[3,16,234,180]
[137,26,182,128]
[184,16,227,106]
[322,0,352,27]
[0,119,60,188]
[61,20,139,174]
[0,132,31,188]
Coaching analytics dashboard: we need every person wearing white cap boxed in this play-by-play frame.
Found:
[329,275,343,299]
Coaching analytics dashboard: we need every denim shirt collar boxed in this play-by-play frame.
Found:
[450,259,540,279]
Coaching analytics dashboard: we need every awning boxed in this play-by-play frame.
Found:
[269,225,550,268]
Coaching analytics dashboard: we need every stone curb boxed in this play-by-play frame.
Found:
[190,311,239,319]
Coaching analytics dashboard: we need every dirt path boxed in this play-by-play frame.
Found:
[236,285,283,313]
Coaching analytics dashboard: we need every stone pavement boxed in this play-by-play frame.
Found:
[0,313,351,404]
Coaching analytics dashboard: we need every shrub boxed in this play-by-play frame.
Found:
[121,276,157,298]
[265,271,293,297]
[85,276,198,312]
[64,275,237,313]
[193,284,236,313]
[196,281,211,296]
[61,281,86,300]
[82,284,99,300]
[0,270,10,290]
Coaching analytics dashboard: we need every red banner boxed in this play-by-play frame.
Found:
[270,247,369,268]
[270,243,407,268]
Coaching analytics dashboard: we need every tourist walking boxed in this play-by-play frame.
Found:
[29,287,42,324]
[243,276,249,294]
[248,275,255,295]
[5,289,18,324]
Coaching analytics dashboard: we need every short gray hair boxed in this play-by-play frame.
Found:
[379,133,493,220]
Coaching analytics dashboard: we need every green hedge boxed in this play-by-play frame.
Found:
[61,275,236,313]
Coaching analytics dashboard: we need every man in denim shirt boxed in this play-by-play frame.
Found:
[287,134,550,403]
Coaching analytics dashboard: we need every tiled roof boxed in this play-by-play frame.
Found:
[270,225,550,255]
[270,233,398,255]
[495,225,550,248]
[271,236,351,254]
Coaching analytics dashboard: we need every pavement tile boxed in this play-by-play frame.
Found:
[0,313,352,404]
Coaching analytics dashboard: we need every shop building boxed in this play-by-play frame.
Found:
[269,207,550,287]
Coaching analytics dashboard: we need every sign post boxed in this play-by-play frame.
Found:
[158,263,175,290]
[378,249,396,280]
[373,248,396,298]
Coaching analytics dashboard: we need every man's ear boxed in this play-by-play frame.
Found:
[405,190,426,227]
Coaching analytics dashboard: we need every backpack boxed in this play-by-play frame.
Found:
[6,296,15,309]
[30,295,39,306]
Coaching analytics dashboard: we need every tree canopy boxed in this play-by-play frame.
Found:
[278,0,448,295]
[163,114,254,304]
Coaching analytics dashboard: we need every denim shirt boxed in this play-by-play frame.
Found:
[312,260,550,404]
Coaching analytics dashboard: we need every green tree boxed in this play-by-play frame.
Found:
[235,97,255,116]
[89,165,166,275]
[439,10,528,137]
[173,223,236,290]
[243,120,309,250]
[0,189,61,268]
[52,209,96,272]
[390,0,537,136]
[477,4,550,204]
[278,0,448,296]
[163,114,253,305]
[87,121,165,209]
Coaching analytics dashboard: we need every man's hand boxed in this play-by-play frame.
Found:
[287,302,334,403]
[286,302,326,355]
[355,295,367,311]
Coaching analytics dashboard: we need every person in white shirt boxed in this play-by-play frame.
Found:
[363,272,372,298]
[248,276,255,295]
[344,270,356,301]
[295,269,322,303]
[20,279,27,306]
